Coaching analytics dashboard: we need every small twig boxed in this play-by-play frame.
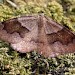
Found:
[6,0,18,9]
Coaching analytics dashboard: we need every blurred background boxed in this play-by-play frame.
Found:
[0,0,75,75]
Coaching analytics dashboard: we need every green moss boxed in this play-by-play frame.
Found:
[0,0,75,75]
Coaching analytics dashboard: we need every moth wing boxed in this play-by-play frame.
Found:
[43,16,75,57]
[37,15,75,58]
[0,15,38,53]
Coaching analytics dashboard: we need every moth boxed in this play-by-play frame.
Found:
[0,14,75,57]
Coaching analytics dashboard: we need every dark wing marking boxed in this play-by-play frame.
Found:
[47,27,75,57]
[2,18,29,38]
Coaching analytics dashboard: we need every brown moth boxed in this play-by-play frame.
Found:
[0,14,75,57]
